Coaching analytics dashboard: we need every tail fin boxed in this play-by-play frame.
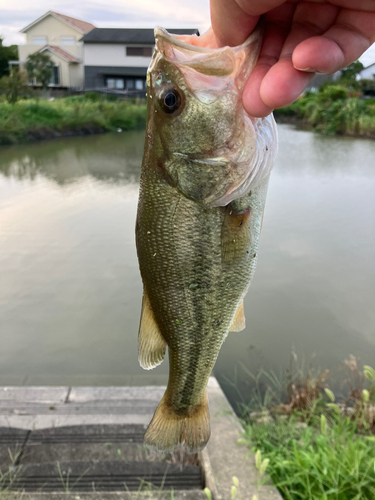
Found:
[144,391,210,454]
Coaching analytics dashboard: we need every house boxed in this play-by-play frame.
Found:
[18,11,95,89]
[81,28,200,92]
[358,63,375,80]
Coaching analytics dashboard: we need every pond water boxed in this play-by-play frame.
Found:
[0,126,374,407]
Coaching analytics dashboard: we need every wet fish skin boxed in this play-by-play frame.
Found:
[136,26,277,453]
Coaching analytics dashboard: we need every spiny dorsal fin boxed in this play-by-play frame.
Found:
[229,300,246,332]
[138,290,167,370]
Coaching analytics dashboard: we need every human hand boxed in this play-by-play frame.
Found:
[210,0,375,117]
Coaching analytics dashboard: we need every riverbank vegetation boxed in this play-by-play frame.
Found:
[238,357,375,500]
[0,94,147,145]
[275,83,375,138]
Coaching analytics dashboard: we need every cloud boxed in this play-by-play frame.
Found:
[0,0,211,45]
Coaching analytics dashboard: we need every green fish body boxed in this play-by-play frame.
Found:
[136,26,277,453]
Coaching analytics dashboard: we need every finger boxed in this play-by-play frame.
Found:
[210,0,259,47]
[210,0,289,46]
[293,9,375,73]
[295,0,375,9]
[242,3,295,116]
[279,2,339,60]
[259,59,315,110]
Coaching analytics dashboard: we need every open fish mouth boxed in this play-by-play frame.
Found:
[149,26,278,207]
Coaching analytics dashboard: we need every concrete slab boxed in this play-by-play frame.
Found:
[0,414,153,431]
[28,424,147,443]
[21,425,199,467]
[0,427,28,467]
[68,387,165,403]
[0,401,160,414]
[25,374,169,387]
[10,492,207,500]
[206,377,282,500]
[12,461,203,492]
[0,387,69,404]
[0,380,282,500]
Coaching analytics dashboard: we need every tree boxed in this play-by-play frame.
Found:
[339,61,364,88]
[25,52,54,91]
[0,69,30,103]
[0,37,18,78]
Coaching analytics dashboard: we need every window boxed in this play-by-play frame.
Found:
[49,66,60,85]
[126,46,152,57]
[106,78,124,89]
[126,79,135,90]
[135,79,144,90]
[61,36,75,46]
[33,36,47,45]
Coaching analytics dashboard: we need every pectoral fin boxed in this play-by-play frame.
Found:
[229,301,246,332]
[138,291,167,370]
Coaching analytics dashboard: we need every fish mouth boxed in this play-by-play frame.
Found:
[153,25,263,82]
[154,26,262,54]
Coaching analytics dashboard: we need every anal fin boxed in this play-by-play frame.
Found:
[229,300,246,332]
[138,291,167,370]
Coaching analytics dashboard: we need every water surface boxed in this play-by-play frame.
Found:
[0,127,374,404]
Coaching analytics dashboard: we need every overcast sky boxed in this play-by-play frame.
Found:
[0,0,374,67]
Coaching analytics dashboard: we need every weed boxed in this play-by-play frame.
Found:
[56,461,91,493]
[274,84,375,137]
[240,358,375,500]
[0,98,147,144]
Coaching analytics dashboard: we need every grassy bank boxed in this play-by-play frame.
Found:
[238,359,375,500]
[275,85,375,138]
[0,95,147,145]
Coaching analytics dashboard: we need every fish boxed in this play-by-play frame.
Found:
[135,25,277,454]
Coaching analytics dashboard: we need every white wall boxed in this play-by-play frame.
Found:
[84,43,153,67]
[359,65,375,80]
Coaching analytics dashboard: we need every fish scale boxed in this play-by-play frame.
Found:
[135,25,277,453]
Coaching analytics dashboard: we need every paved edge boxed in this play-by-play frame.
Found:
[0,380,282,500]
[205,377,282,500]
[0,492,207,499]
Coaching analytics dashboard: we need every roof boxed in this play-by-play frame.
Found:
[39,45,81,63]
[81,28,200,44]
[21,11,95,34]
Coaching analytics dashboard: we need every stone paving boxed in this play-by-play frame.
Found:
[0,378,282,500]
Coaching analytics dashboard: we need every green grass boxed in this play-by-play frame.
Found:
[239,360,375,500]
[242,415,375,500]
[0,96,147,145]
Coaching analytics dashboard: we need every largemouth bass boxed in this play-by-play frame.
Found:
[136,26,277,453]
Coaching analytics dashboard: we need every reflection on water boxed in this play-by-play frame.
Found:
[0,127,374,404]
[0,132,143,186]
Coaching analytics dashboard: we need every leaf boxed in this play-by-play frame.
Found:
[363,389,370,403]
[324,388,335,402]
[321,415,327,435]
[255,450,261,470]
[326,403,340,413]
[364,365,375,382]
[260,458,270,476]
[232,476,239,487]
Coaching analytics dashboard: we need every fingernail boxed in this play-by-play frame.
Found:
[293,65,315,73]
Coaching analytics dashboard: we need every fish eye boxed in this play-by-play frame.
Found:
[159,88,182,114]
